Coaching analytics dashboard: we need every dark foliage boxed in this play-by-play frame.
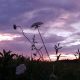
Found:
[0,50,80,80]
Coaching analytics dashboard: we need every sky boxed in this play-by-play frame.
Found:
[0,0,80,59]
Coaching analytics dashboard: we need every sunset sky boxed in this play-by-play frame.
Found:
[0,0,80,59]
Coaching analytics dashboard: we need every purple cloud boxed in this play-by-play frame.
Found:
[0,0,80,57]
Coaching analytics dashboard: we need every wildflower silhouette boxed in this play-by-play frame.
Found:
[54,43,62,61]
[74,54,77,59]
[13,24,31,43]
[75,49,80,59]
[31,35,44,60]
[13,24,44,60]
[31,22,51,61]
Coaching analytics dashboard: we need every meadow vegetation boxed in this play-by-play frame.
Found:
[0,22,80,80]
[0,49,80,80]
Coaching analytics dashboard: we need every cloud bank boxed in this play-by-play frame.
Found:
[0,0,80,57]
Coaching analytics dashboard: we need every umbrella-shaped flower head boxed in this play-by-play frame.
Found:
[31,22,43,29]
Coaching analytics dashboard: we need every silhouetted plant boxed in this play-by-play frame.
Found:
[33,53,37,59]
[13,24,31,43]
[37,47,44,61]
[54,43,62,61]
[13,24,43,61]
[74,54,77,59]
[31,22,51,61]
[31,35,44,60]
[13,24,17,30]
[13,24,36,61]
[75,49,80,59]
[15,54,26,63]
[0,49,17,80]
[0,49,16,62]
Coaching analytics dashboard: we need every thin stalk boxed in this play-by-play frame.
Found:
[37,28,51,61]
[20,28,43,60]
[35,47,43,60]
[18,26,34,60]
[17,25,45,61]
[18,26,32,44]
[39,50,44,61]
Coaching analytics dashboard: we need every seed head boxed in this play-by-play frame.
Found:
[13,24,17,30]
